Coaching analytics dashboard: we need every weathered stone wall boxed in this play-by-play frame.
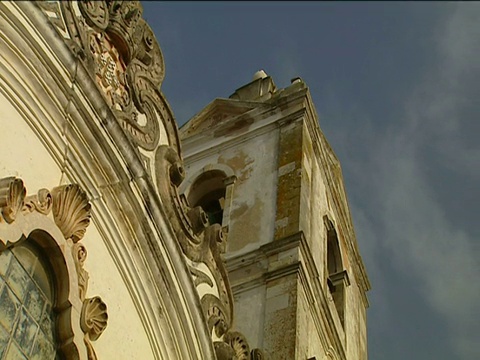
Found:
[344,274,368,360]
[274,120,303,240]
[263,274,299,359]
[296,283,325,360]
[182,127,280,257]
[301,117,369,359]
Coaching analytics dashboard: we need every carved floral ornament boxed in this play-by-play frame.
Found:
[0,177,107,359]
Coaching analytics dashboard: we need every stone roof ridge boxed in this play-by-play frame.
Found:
[179,71,309,139]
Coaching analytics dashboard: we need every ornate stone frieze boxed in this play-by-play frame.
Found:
[0,177,107,359]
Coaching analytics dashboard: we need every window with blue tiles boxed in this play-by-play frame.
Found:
[0,244,57,359]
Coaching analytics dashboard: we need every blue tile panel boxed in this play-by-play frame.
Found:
[0,248,56,359]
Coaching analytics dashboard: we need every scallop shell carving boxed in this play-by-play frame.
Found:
[51,184,91,242]
[0,177,26,223]
[81,296,108,341]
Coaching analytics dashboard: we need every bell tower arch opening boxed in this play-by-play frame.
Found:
[187,169,234,227]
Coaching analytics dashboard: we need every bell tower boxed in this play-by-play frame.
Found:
[179,71,371,360]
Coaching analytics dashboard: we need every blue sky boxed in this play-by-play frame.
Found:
[143,2,480,359]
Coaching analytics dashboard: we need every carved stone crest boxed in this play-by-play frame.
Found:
[37,0,178,153]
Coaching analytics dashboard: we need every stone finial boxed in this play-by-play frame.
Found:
[252,69,268,81]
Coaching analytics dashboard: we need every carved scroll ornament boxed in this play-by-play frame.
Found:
[155,146,260,358]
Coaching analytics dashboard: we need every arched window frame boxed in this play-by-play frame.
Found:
[0,177,108,359]
[180,164,237,239]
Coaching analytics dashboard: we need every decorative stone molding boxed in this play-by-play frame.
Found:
[0,177,107,359]
[23,188,53,215]
[327,346,340,360]
[74,242,90,300]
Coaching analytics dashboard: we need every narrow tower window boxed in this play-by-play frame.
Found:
[324,216,350,328]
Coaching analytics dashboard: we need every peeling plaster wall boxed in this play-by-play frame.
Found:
[231,285,266,350]
[0,91,155,359]
[183,128,280,257]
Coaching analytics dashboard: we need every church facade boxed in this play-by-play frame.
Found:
[0,2,370,359]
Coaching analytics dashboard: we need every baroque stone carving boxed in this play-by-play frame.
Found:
[51,184,92,242]
[189,266,214,287]
[250,348,265,360]
[214,331,255,360]
[0,177,108,358]
[80,296,108,360]
[155,146,255,355]
[36,1,253,355]
[74,242,90,300]
[37,1,180,154]
[81,296,109,341]
[89,31,130,111]
[223,331,250,360]
[79,1,109,31]
[0,177,26,223]
[23,188,53,215]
